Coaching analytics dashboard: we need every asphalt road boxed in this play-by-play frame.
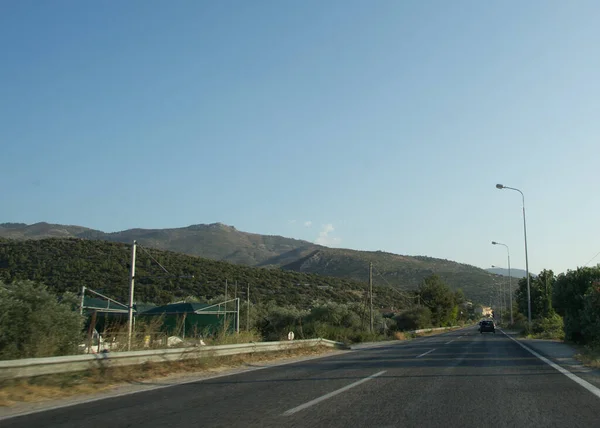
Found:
[4,327,600,428]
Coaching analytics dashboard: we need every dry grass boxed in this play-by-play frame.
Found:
[394,332,409,341]
[574,348,600,369]
[0,345,335,407]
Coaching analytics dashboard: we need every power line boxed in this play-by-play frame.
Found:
[138,245,171,275]
[583,250,600,267]
[371,264,420,303]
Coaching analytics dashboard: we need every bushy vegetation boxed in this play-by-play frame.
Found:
[0,238,406,309]
[510,265,600,345]
[394,307,432,331]
[553,266,600,345]
[529,313,565,340]
[0,280,84,360]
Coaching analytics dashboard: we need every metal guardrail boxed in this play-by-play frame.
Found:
[0,338,348,381]
[410,326,461,334]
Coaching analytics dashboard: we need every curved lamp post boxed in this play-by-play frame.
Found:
[496,184,530,325]
[492,242,513,325]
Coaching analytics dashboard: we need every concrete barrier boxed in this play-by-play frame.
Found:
[0,338,348,381]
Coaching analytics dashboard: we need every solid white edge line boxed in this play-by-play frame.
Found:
[282,370,386,416]
[416,348,436,358]
[501,330,600,400]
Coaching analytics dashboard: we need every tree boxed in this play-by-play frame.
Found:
[514,270,555,320]
[553,266,600,342]
[0,280,84,360]
[418,275,456,326]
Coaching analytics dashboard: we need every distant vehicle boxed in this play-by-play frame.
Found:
[479,320,495,334]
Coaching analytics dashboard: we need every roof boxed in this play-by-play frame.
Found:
[82,296,156,314]
[83,296,128,313]
[140,302,213,315]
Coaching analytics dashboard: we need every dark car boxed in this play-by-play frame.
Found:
[480,320,495,334]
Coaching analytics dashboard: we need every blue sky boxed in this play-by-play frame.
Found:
[2,1,600,274]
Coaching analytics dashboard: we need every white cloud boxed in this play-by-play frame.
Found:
[315,223,341,247]
[304,221,312,228]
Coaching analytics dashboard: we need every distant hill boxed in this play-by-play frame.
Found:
[0,222,502,303]
[485,267,528,278]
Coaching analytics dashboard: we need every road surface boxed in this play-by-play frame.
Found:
[4,327,600,427]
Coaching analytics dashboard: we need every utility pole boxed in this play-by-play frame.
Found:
[234,280,238,334]
[80,286,86,316]
[224,279,228,333]
[246,283,250,331]
[127,240,137,351]
[508,258,513,324]
[369,262,373,333]
[236,298,240,334]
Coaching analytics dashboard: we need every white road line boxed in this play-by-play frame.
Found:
[445,340,455,345]
[502,330,600,400]
[282,370,386,416]
[416,348,436,358]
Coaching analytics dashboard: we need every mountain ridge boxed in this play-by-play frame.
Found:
[0,222,503,303]
[485,267,528,278]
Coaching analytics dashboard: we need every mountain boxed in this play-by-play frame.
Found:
[485,267,528,278]
[0,222,314,266]
[0,222,502,303]
[0,222,95,240]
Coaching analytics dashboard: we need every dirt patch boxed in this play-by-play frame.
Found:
[0,346,335,407]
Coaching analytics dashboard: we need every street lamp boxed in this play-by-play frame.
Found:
[491,242,513,325]
[496,184,531,325]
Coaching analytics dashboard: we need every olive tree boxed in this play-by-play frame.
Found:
[0,280,84,359]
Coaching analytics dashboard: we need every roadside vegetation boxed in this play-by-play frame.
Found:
[0,281,84,360]
[503,265,600,366]
[0,273,472,361]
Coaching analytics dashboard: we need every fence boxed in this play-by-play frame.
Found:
[0,338,348,381]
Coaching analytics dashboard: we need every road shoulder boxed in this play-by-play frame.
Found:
[503,330,600,389]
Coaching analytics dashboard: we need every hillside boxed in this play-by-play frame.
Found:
[0,238,409,309]
[280,249,501,303]
[0,222,501,303]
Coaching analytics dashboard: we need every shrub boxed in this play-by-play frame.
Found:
[394,307,432,331]
[530,312,564,340]
[0,280,84,360]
